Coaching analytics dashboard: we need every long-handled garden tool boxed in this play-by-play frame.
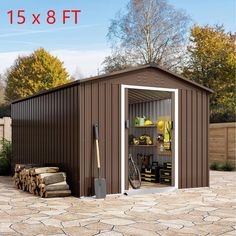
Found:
[94,124,106,199]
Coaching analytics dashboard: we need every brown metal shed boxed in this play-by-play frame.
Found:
[11,64,213,197]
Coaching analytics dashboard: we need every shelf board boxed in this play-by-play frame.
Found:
[157,152,172,156]
[133,125,156,128]
[129,145,157,147]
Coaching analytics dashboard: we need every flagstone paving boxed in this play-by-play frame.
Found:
[0,171,235,235]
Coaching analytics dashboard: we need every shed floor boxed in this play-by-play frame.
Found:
[129,181,169,190]
[141,181,169,188]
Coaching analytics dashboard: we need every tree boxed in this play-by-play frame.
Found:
[0,74,5,105]
[5,48,69,101]
[103,0,190,73]
[183,25,236,122]
[102,51,131,73]
[0,74,11,118]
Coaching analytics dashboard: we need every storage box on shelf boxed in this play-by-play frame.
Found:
[157,142,172,155]
[160,169,171,177]
[160,162,172,185]
[160,178,172,185]
[163,162,172,169]
[141,162,162,183]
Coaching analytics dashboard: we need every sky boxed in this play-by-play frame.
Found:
[0,0,235,78]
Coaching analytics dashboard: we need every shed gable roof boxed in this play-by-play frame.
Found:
[12,63,213,104]
[79,63,213,93]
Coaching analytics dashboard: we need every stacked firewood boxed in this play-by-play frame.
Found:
[13,164,71,198]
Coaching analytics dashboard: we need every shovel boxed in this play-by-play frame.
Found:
[94,124,106,199]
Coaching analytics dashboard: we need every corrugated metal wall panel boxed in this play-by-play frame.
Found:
[181,90,187,188]
[99,84,107,189]
[206,95,210,186]
[186,90,192,188]
[79,84,85,196]
[178,90,209,188]
[202,91,208,187]
[91,82,99,196]
[104,83,112,193]
[84,83,92,195]
[79,82,121,196]
[197,91,203,187]
[73,87,77,184]
[12,85,80,196]
[178,91,182,188]
[192,91,197,187]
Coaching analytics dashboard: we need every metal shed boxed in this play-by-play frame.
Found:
[11,64,213,197]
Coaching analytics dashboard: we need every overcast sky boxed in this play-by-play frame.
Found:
[0,0,235,78]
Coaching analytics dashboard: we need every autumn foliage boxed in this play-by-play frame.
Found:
[183,25,236,122]
[5,48,69,101]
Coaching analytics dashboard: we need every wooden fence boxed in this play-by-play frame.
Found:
[0,117,11,150]
[209,122,236,169]
[1,117,235,169]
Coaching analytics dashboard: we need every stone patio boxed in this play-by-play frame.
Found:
[0,171,235,235]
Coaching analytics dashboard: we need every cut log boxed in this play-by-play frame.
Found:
[15,164,25,172]
[45,190,71,198]
[39,172,66,185]
[42,181,69,192]
[32,167,59,175]
[36,173,57,185]
[16,164,39,172]
[39,188,45,198]
[13,164,71,198]
[40,192,44,198]
[39,183,46,194]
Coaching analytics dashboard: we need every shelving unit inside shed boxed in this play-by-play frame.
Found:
[128,88,174,189]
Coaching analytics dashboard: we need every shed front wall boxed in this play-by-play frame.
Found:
[12,85,80,196]
[79,67,209,196]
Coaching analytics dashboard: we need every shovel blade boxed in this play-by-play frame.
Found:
[94,178,106,199]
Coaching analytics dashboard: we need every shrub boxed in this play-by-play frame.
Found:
[0,138,12,175]
[210,162,219,170]
[0,157,10,175]
[210,161,234,171]
[0,104,11,118]
[221,162,234,171]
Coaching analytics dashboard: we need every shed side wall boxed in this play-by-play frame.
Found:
[11,85,80,196]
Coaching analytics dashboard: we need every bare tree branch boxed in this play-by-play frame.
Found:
[103,0,190,72]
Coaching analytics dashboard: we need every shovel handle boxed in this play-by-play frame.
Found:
[94,124,99,140]
[96,140,101,169]
[94,124,101,169]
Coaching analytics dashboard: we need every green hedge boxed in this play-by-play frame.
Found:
[210,162,234,171]
[0,139,12,175]
[0,104,11,118]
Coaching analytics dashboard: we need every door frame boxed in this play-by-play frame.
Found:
[121,84,179,193]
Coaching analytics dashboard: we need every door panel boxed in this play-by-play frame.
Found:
[125,88,129,190]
